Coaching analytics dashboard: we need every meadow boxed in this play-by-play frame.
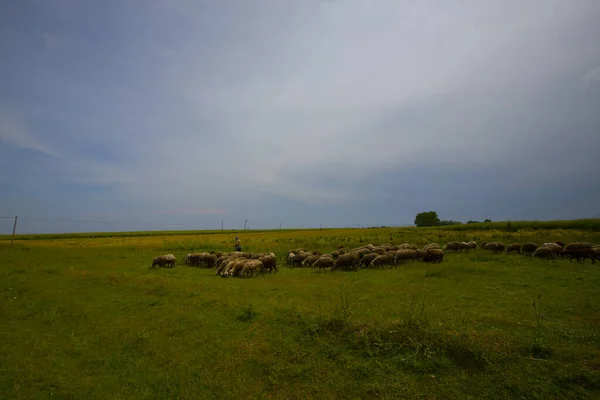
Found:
[1,225,600,399]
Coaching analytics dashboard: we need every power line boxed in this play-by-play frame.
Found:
[16,216,193,227]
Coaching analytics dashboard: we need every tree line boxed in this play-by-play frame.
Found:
[414,211,492,227]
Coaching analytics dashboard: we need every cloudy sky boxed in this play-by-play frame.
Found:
[1,0,600,234]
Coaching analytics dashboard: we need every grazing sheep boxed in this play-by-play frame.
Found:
[541,243,563,257]
[241,260,264,278]
[506,243,521,254]
[423,249,444,263]
[416,249,424,260]
[465,241,477,251]
[151,255,173,269]
[480,241,488,250]
[395,249,418,264]
[359,253,379,268]
[563,242,593,251]
[532,247,553,259]
[229,259,248,277]
[356,248,372,258]
[334,252,359,271]
[259,255,278,273]
[301,254,321,267]
[444,241,465,252]
[331,250,340,259]
[313,256,335,271]
[495,242,506,252]
[484,242,501,253]
[423,243,441,252]
[370,254,396,268]
[561,248,598,264]
[290,252,310,267]
[521,242,538,255]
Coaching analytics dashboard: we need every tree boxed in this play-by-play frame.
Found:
[484,218,492,223]
[440,220,463,226]
[414,211,441,227]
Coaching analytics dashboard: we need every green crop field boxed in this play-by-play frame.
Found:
[2,225,600,399]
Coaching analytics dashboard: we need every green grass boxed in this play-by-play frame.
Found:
[1,228,600,399]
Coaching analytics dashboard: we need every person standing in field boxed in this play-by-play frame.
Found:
[234,236,242,252]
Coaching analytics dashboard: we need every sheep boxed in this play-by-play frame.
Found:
[563,242,593,251]
[465,241,477,251]
[521,242,538,255]
[480,241,488,250]
[151,255,173,269]
[313,256,335,271]
[359,253,379,268]
[331,250,340,259]
[394,249,419,264]
[259,255,278,273]
[423,249,444,263]
[423,243,441,252]
[416,249,424,260]
[369,254,396,268]
[356,248,372,258]
[301,254,322,267]
[541,243,562,257]
[334,252,359,271]
[241,260,264,278]
[495,242,506,252]
[560,248,598,264]
[484,242,501,253]
[532,247,553,259]
[443,241,464,252]
[506,243,521,254]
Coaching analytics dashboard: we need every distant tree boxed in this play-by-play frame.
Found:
[440,220,463,226]
[467,220,480,224]
[484,218,492,223]
[414,211,441,227]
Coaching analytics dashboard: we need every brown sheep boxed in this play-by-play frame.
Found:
[481,241,488,250]
[444,241,464,252]
[541,243,563,257]
[334,252,359,271]
[484,242,501,253]
[302,254,321,267]
[395,249,418,264]
[563,242,593,251]
[359,253,379,268]
[532,247,553,259]
[370,254,396,268]
[423,243,441,252]
[506,243,521,254]
[464,241,477,251]
[241,260,264,278]
[313,256,335,271]
[521,242,538,255]
[259,256,278,273]
[423,249,444,263]
[151,255,173,269]
[561,248,597,264]
[331,250,340,259]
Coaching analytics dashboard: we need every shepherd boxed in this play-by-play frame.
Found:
[234,236,242,252]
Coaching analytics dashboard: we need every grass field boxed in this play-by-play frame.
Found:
[2,226,600,399]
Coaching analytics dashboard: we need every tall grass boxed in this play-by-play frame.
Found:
[1,227,599,399]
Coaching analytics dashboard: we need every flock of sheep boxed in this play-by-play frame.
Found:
[149,239,600,277]
[152,251,279,278]
[284,242,448,270]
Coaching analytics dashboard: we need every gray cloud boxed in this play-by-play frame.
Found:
[1,0,599,233]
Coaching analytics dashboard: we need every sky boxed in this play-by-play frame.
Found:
[1,0,600,234]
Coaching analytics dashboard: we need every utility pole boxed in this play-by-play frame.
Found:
[280,222,281,230]
[320,224,322,230]
[221,220,223,231]
[11,215,18,246]
[244,219,248,231]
